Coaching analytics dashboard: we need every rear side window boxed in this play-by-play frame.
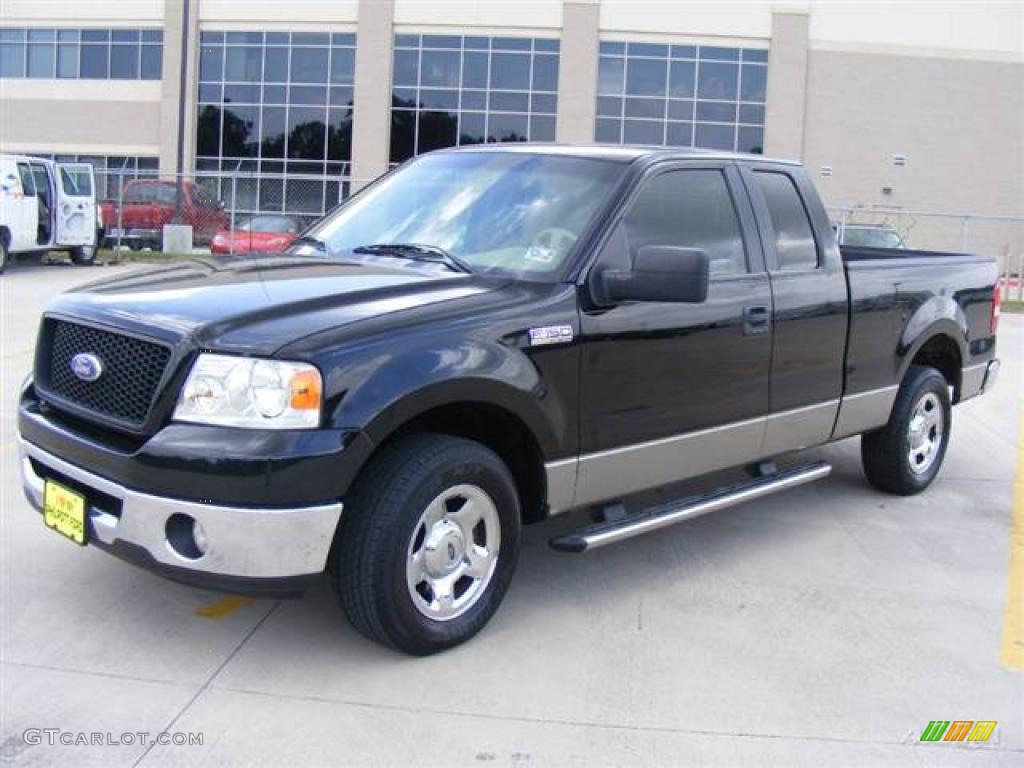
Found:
[754,171,818,271]
[619,169,748,275]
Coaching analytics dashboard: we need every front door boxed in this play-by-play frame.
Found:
[55,163,98,247]
[575,162,773,507]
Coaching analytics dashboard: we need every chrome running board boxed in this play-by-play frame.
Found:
[549,461,832,553]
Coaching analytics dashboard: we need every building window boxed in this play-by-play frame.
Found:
[595,42,766,153]
[195,30,355,221]
[0,28,163,80]
[390,34,560,164]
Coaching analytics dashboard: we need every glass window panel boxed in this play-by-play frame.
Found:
[597,96,622,117]
[291,46,328,84]
[599,41,625,55]
[393,49,418,86]
[535,38,559,53]
[394,34,420,48]
[0,43,25,77]
[224,83,260,103]
[259,179,284,212]
[80,44,108,78]
[701,46,740,61]
[198,83,221,102]
[695,122,735,150]
[226,32,263,44]
[287,106,327,159]
[624,97,664,119]
[492,37,530,51]
[390,110,416,163]
[264,47,288,82]
[110,43,139,79]
[739,104,764,124]
[328,108,352,161]
[628,42,668,58]
[422,35,461,49]
[754,171,817,270]
[200,46,223,81]
[668,60,695,97]
[531,92,557,113]
[57,43,78,77]
[738,125,764,154]
[392,87,417,107]
[667,99,693,120]
[626,57,667,96]
[530,114,555,141]
[490,52,529,89]
[489,91,529,112]
[0,29,26,42]
[417,110,459,152]
[27,42,55,78]
[488,112,528,142]
[596,118,622,143]
[58,30,79,42]
[225,46,262,81]
[461,90,486,109]
[222,104,260,157]
[420,50,460,87]
[671,45,696,59]
[330,86,354,107]
[623,119,663,144]
[263,84,287,103]
[698,61,738,100]
[420,89,459,110]
[464,36,489,50]
[462,51,487,88]
[112,30,139,43]
[666,121,693,147]
[696,101,736,122]
[458,112,486,145]
[196,105,222,157]
[200,31,224,45]
[286,178,325,214]
[740,63,767,102]
[330,46,355,84]
[28,29,56,42]
[292,32,329,46]
[743,48,768,63]
[141,45,161,79]
[290,84,328,105]
[82,30,109,43]
[597,56,624,95]
[532,54,558,91]
[142,30,162,43]
[264,32,288,46]
[261,106,286,157]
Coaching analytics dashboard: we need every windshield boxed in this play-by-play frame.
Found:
[305,151,627,280]
[843,227,905,249]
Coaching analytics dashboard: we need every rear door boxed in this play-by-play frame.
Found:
[740,164,848,454]
[4,162,39,251]
[55,163,98,247]
[575,162,774,507]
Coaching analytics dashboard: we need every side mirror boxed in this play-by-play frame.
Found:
[598,246,710,304]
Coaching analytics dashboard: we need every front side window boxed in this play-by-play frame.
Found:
[754,171,818,271]
[614,169,748,275]
[306,151,625,281]
[17,163,36,196]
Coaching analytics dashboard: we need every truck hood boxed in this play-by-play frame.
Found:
[47,255,500,356]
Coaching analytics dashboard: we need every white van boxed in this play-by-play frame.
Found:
[0,154,99,273]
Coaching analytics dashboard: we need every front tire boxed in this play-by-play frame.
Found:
[331,434,521,655]
[861,365,951,495]
[0,232,9,274]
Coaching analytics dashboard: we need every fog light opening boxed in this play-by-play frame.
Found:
[165,513,206,560]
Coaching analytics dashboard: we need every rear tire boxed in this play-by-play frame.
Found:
[70,244,97,265]
[0,232,9,274]
[861,365,951,495]
[330,433,521,655]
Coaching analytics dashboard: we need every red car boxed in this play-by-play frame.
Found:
[100,179,228,249]
[210,215,303,254]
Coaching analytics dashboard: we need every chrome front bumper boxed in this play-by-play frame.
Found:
[20,438,343,582]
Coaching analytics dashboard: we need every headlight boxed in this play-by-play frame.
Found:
[173,353,322,429]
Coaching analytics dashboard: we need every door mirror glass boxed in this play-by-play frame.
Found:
[599,246,709,304]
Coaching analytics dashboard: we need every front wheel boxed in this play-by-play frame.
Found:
[331,434,521,655]
[861,365,951,495]
[0,234,8,274]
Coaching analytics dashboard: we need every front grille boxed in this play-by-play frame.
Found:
[40,319,172,429]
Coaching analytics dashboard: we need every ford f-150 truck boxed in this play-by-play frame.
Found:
[98,179,228,249]
[18,145,1001,655]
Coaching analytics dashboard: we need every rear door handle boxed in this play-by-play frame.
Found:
[743,304,770,335]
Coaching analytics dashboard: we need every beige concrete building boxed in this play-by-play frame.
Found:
[1,0,1021,257]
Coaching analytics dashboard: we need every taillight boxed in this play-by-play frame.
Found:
[991,284,1001,335]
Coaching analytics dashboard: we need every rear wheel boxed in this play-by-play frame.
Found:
[861,365,951,495]
[70,244,97,265]
[331,433,521,655]
[0,232,9,274]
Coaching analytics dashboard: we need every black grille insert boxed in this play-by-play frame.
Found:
[41,320,172,428]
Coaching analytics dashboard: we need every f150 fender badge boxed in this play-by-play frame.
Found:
[529,325,574,346]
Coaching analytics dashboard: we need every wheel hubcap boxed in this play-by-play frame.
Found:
[907,392,943,474]
[406,484,501,621]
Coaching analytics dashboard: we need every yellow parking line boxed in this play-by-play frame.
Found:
[1000,407,1024,670]
[194,595,255,619]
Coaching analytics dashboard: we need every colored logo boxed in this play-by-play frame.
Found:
[920,721,997,742]
[70,352,103,382]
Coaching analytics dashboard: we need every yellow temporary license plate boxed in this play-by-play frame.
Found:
[43,480,87,545]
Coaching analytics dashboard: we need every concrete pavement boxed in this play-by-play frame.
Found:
[1,261,1021,767]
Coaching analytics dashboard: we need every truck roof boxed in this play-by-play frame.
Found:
[435,142,800,167]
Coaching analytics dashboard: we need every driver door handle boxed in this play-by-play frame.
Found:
[742,304,770,335]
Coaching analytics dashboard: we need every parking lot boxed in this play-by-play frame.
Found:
[1,261,1021,767]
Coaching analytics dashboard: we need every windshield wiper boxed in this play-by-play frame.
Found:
[288,234,328,253]
[352,243,474,274]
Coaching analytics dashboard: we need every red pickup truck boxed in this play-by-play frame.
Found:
[99,179,228,250]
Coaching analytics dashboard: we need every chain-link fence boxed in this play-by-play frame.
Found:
[94,168,369,255]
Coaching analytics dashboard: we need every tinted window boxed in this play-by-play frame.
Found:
[754,172,818,271]
[617,169,747,275]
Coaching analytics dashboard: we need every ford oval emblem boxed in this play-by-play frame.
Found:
[70,352,104,382]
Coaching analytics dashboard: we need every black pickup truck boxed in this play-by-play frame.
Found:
[19,145,1001,654]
